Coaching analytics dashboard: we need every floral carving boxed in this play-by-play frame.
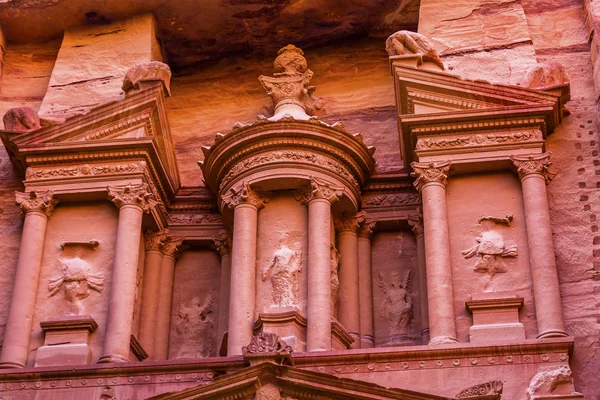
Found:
[415,130,540,150]
[107,183,156,212]
[145,229,170,252]
[335,211,367,234]
[378,270,415,345]
[263,243,302,308]
[296,176,344,205]
[161,236,185,259]
[386,30,444,70]
[174,290,217,359]
[26,162,147,180]
[221,151,358,193]
[167,213,223,225]
[510,153,557,183]
[212,230,231,258]
[410,161,451,191]
[223,182,271,209]
[330,244,341,314]
[358,219,377,239]
[15,190,59,217]
[48,256,105,315]
[456,380,503,398]
[242,332,292,356]
[462,216,517,275]
[362,192,420,207]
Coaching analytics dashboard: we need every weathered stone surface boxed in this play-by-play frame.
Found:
[2,107,40,132]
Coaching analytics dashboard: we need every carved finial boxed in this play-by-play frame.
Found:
[410,161,451,191]
[510,153,557,184]
[258,45,322,121]
[122,61,172,97]
[386,30,445,70]
[15,190,58,218]
[223,182,271,210]
[3,107,41,132]
[212,230,231,258]
[107,183,156,212]
[456,380,503,398]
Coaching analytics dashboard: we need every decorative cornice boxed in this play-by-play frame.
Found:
[145,229,170,252]
[335,211,367,234]
[456,381,503,399]
[410,161,451,191]
[408,214,424,238]
[25,161,147,180]
[161,236,185,259]
[415,129,541,151]
[212,230,231,258]
[296,176,344,205]
[107,183,156,212]
[408,116,547,136]
[358,219,377,239]
[15,190,58,218]
[510,152,557,183]
[222,182,271,210]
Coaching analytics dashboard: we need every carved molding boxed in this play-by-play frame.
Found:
[167,213,223,226]
[145,229,170,252]
[296,176,344,205]
[242,332,293,356]
[212,230,231,258]
[410,161,451,191]
[416,130,541,150]
[410,117,547,136]
[223,182,271,209]
[456,380,503,398]
[362,192,421,207]
[15,190,59,218]
[25,162,147,180]
[335,211,367,234]
[510,152,557,183]
[107,183,156,212]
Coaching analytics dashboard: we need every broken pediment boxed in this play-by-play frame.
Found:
[389,57,567,168]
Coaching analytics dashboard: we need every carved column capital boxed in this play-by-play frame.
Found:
[223,182,271,210]
[410,161,451,191]
[335,211,367,234]
[145,229,170,252]
[408,214,424,238]
[107,183,156,212]
[510,152,556,183]
[15,190,58,218]
[296,176,344,205]
[358,218,377,239]
[212,230,232,258]
[161,236,185,259]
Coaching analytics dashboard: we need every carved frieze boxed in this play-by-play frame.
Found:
[15,190,59,217]
[415,130,541,150]
[362,192,421,207]
[174,290,217,359]
[167,213,223,226]
[25,162,147,180]
[262,244,302,308]
[377,270,415,345]
[510,153,557,183]
[107,183,156,212]
[462,216,518,275]
[410,161,451,191]
[456,380,503,398]
[223,182,271,210]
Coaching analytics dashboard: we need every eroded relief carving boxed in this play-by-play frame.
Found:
[526,366,579,400]
[415,130,541,150]
[362,192,421,207]
[174,290,217,359]
[385,30,445,70]
[242,332,293,356]
[262,241,302,309]
[456,380,503,398]
[462,216,517,275]
[48,249,105,315]
[377,269,415,345]
[330,244,341,314]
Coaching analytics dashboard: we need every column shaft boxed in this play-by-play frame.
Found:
[337,230,360,348]
[415,230,429,344]
[154,254,177,359]
[217,252,231,349]
[227,204,259,355]
[138,248,164,360]
[357,235,374,348]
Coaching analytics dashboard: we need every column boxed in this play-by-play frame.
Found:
[213,230,232,350]
[154,236,184,360]
[335,212,365,349]
[510,153,567,338]
[357,218,376,348]
[0,191,58,368]
[100,183,155,363]
[408,214,429,344]
[299,177,343,352]
[138,229,169,360]
[411,161,458,344]
[224,182,270,356]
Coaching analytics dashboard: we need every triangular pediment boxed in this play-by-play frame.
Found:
[390,62,566,167]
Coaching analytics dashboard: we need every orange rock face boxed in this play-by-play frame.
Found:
[0,2,597,400]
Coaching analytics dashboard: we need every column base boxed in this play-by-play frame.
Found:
[428,336,458,345]
[421,328,430,345]
[537,329,568,339]
[360,335,374,349]
[0,361,25,369]
[98,354,130,364]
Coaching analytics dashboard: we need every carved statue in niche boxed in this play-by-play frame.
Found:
[462,215,518,275]
[262,238,302,308]
[174,289,217,359]
[378,269,415,345]
[385,30,445,70]
[330,244,341,314]
[48,245,104,315]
